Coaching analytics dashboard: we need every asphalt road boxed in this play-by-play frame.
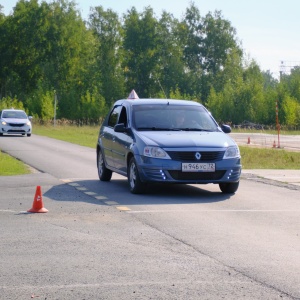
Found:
[230,132,300,151]
[0,135,300,299]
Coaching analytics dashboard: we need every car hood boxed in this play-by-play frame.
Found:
[2,118,29,123]
[136,130,236,148]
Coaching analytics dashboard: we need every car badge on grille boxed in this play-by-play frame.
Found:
[195,152,201,160]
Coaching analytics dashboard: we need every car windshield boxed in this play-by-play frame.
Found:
[2,111,27,119]
[132,104,218,131]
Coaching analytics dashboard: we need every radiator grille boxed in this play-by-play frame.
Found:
[8,123,26,127]
[167,151,225,162]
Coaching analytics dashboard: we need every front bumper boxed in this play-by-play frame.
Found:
[1,125,31,135]
[135,155,241,184]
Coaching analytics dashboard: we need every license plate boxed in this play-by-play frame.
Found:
[182,163,215,172]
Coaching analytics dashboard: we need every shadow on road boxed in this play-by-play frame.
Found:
[44,177,233,206]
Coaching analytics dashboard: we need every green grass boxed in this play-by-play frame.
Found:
[33,124,99,148]
[0,151,31,175]
[1,124,299,176]
[240,146,300,169]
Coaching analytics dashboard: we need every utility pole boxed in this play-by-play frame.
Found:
[275,99,280,148]
[54,90,57,127]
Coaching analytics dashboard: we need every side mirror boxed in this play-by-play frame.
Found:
[114,123,127,133]
[221,124,231,133]
[28,116,33,120]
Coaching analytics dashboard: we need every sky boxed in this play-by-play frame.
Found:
[2,0,300,78]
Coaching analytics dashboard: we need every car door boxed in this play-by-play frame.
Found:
[101,105,122,168]
[113,106,133,173]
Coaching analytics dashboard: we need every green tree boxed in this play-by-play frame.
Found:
[285,67,300,102]
[123,7,160,97]
[2,0,51,97]
[201,10,242,76]
[80,89,106,124]
[3,2,297,128]
[26,83,54,120]
[208,61,267,125]
[262,70,278,90]
[88,6,125,106]
[179,3,243,103]
[154,12,195,98]
[282,95,300,127]
[0,8,7,98]
[39,0,100,121]
[0,96,25,111]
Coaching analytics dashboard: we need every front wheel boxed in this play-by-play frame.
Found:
[219,182,239,194]
[128,157,146,194]
[97,149,112,181]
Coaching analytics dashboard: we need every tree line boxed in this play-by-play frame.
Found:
[0,0,299,127]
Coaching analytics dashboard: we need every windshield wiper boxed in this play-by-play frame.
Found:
[137,127,171,131]
[137,127,216,132]
[181,128,216,132]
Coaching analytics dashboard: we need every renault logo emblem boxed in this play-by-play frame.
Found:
[195,152,201,160]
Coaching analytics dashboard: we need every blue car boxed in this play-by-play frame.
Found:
[96,98,241,194]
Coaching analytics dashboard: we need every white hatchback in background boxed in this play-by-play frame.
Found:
[0,109,32,137]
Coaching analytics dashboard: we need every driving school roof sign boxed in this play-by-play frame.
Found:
[128,89,139,99]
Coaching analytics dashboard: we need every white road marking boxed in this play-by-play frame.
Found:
[127,209,300,213]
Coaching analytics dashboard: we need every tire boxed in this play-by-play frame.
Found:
[128,157,146,194]
[219,182,239,194]
[27,133,31,137]
[97,149,112,181]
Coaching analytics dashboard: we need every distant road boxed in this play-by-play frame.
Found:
[230,132,300,151]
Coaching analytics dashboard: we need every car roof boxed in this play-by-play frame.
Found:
[114,98,203,107]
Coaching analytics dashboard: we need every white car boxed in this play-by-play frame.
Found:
[0,109,32,137]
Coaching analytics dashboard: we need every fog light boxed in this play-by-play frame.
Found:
[160,170,167,180]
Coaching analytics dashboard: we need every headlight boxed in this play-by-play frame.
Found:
[223,146,240,159]
[1,121,7,125]
[26,121,31,126]
[143,146,171,159]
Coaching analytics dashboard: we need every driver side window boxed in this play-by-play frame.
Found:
[118,107,128,127]
[108,106,122,128]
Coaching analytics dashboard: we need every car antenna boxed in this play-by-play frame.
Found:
[150,73,167,98]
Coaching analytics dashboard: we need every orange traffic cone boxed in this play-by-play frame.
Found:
[272,141,276,148]
[27,186,48,213]
[247,137,250,144]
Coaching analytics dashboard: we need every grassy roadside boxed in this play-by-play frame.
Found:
[33,124,99,148]
[1,124,299,176]
[0,151,32,175]
[239,146,300,169]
